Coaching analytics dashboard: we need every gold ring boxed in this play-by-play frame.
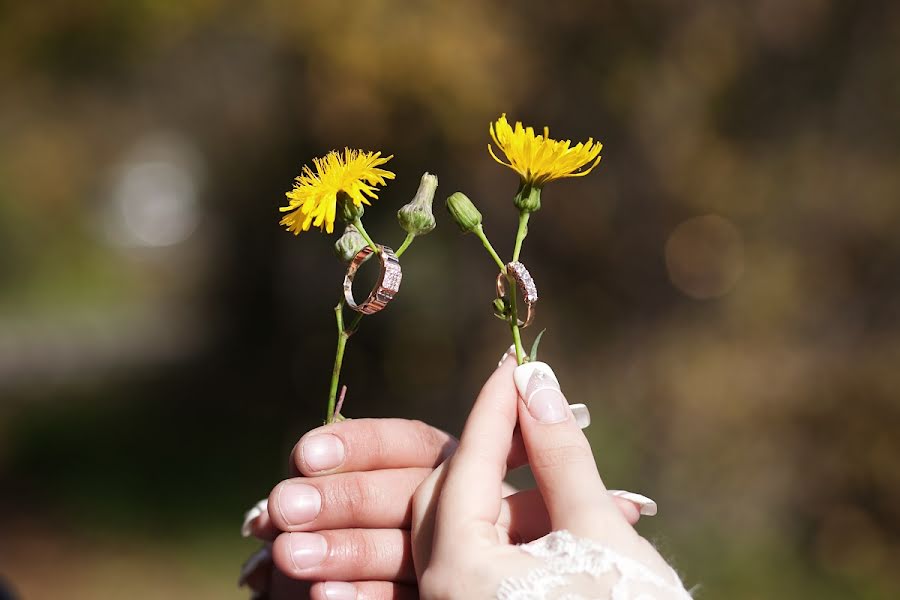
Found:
[344,245,402,314]
[496,261,537,328]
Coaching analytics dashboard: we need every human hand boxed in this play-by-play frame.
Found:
[410,356,691,600]
[240,356,657,599]
[240,417,456,599]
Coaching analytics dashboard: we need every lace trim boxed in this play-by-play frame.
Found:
[497,530,692,600]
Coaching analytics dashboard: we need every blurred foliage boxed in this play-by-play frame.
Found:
[1,0,899,598]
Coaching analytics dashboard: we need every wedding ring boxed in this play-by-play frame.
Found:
[496,261,538,328]
[344,245,402,314]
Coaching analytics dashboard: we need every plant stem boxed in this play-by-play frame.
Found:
[353,218,380,254]
[326,300,351,424]
[473,225,506,271]
[506,211,533,363]
[395,233,415,257]
[512,211,530,262]
[507,285,526,364]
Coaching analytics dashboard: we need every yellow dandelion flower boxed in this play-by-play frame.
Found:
[280,148,394,235]
[488,114,602,187]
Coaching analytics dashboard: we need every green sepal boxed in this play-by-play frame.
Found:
[528,328,547,362]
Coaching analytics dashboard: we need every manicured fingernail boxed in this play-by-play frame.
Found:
[287,532,328,570]
[276,482,322,526]
[571,403,591,429]
[241,498,268,537]
[497,344,516,368]
[514,361,568,424]
[302,433,345,472]
[609,490,658,516]
[322,581,357,600]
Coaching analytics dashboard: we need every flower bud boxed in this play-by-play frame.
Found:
[513,183,542,213]
[397,172,438,236]
[492,297,510,320]
[337,191,365,223]
[334,224,367,262]
[446,192,483,233]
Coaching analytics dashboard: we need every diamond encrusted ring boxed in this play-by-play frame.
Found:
[344,244,402,315]
[496,261,538,328]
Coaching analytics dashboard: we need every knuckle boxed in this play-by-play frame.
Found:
[356,420,388,464]
[529,442,595,471]
[337,529,382,567]
[411,420,453,458]
[330,473,382,520]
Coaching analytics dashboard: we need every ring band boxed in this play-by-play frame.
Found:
[344,245,402,315]
[496,261,538,328]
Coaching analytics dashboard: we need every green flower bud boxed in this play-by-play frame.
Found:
[397,172,438,236]
[492,297,510,320]
[337,191,365,223]
[446,192,483,233]
[334,224,367,262]
[513,182,542,213]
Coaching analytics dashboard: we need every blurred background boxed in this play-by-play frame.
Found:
[1,0,899,598]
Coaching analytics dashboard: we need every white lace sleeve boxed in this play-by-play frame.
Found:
[496,530,693,600]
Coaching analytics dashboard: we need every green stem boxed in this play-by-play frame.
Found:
[326,301,351,424]
[472,225,506,271]
[353,218,380,254]
[395,233,415,258]
[512,211,530,262]
[508,285,526,364]
[506,211,532,363]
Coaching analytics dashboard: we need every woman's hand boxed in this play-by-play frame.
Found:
[410,356,690,600]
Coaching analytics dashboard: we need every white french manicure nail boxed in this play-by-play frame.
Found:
[571,403,591,429]
[241,498,269,538]
[514,362,569,424]
[513,361,560,398]
[609,490,658,516]
[497,345,516,368]
[238,544,273,586]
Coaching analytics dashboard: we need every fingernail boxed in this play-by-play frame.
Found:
[609,490,658,516]
[570,403,591,429]
[322,581,357,600]
[241,498,268,537]
[276,482,322,526]
[302,433,345,472]
[497,344,516,368]
[514,361,568,424]
[287,532,328,570]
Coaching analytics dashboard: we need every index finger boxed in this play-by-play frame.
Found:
[436,355,519,538]
[292,418,457,476]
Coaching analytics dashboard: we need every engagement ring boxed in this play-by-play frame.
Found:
[344,245,402,314]
[496,261,538,328]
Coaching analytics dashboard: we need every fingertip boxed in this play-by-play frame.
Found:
[514,361,571,425]
[271,532,293,576]
[294,419,456,475]
[310,581,357,600]
[295,430,347,475]
[609,490,658,517]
